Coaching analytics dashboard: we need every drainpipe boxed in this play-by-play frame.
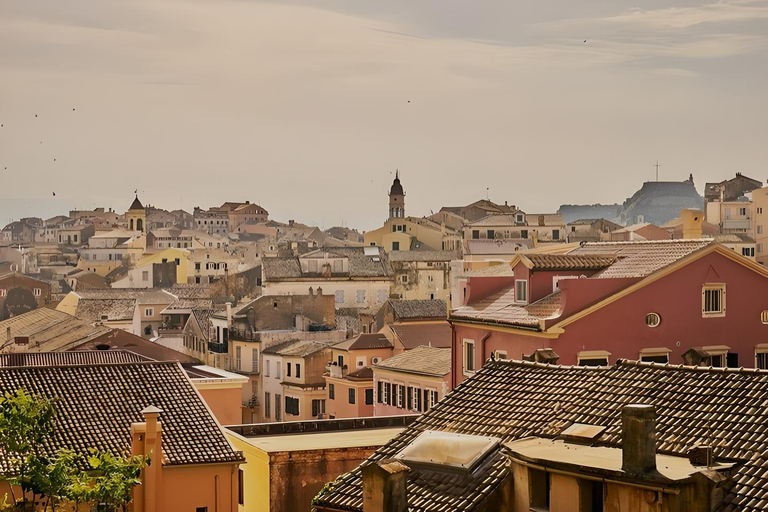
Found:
[480,332,492,363]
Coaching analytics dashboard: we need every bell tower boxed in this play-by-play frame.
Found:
[388,171,405,219]
[126,195,146,234]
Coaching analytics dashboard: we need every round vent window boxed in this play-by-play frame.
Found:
[645,313,661,328]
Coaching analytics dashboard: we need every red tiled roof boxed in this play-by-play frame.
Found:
[314,359,768,511]
[525,253,616,270]
[569,239,712,279]
[450,289,561,328]
[334,334,393,351]
[389,321,452,349]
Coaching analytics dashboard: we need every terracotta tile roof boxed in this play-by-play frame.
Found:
[374,346,451,376]
[313,360,768,511]
[466,213,524,226]
[569,239,713,279]
[0,350,149,367]
[388,299,447,320]
[388,321,452,349]
[464,239,533,255]
[262,339,334,357]
[388,250,460,262]
[525,253,616,270]
[347,367,374,380]
[0,361,243,471]
[74,298,136,322]
[264,248,392,280]
[451,290,561,328]
[463,264,514,278]
[0,309,112,351]
[333,334,393,351]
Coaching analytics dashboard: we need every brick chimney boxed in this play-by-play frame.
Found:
[622,404,656,475]
[362,459,409,512]
[131,405,163,512]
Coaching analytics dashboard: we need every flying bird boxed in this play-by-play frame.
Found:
[53,158,56,162]
[583,40,587,43]
[35,114,38,118]
[52,192,56,196]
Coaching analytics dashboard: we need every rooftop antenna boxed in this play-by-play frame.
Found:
[654,161,661,182]
[486,187,489,201]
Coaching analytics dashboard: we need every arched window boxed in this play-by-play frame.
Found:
[137,219,143,232]
[129,219,134,230]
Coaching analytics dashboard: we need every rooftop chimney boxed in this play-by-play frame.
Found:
[622,404,656,475]
[362,459,409,512]
[226,302,232,328]
[680,209,703,240]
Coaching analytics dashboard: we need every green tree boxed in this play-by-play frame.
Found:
[82,449,148,512]
[0,389,56,508]
[0,389,148,512]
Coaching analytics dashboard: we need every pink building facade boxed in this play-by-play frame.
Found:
[450,243,768,387]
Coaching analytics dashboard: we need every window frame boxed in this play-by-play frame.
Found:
[756,344,768,370]
[515,279,528,304]
[702,284,726,318]
[577,350,611,367]
[639,348,671,364]
[463,339,476,375]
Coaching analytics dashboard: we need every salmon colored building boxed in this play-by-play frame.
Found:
[372,346,451,417]
[0,354,244,512]
[325,333,395,419]
[450,240,768,387]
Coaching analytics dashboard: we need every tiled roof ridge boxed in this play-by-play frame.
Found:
[578,239,713,246]
[489,357,768,374]
[0,359,178,370]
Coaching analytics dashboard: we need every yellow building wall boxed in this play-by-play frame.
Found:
[226,432,271,512]
[137,248,189,284]
[365,219,450,252]
[56,292,81,316]
[77,259,122,277]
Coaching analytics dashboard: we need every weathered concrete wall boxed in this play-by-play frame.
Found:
[270,447,379,512]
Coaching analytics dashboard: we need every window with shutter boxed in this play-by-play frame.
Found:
[349,388,356,404]
[252,348,258,373]
[365,388,373,405]
[329,383,335,400]
[377,381,383,403]
[702,284,726,317]
[416,387,422,412]
[385,382,391,405]
[407,386,413,410]
[399,385,406,409]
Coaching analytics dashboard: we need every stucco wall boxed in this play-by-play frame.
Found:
[198,387,244,426]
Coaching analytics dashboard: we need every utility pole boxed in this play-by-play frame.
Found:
[654,161,661,182]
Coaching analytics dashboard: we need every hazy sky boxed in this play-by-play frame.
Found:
[1,0,767,231]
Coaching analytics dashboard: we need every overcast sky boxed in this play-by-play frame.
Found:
[1,0,767,231]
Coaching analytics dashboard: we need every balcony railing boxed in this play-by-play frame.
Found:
[208,341,228,354]
[229,328,260,342]
[722,219,751,231]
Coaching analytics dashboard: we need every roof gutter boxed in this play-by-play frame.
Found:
[449,316,543,332]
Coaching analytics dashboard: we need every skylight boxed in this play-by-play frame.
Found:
[395,430,500,474]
